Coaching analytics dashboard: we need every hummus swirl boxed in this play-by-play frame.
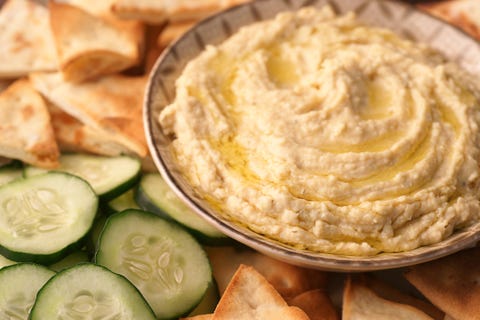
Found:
[159,7,480,255]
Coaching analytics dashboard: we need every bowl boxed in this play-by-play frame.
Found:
[144,0,480,271]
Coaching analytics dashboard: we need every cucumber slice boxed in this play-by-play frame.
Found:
[135,173,229,244]
[0,263,55,319]
[95,209,213,319]
[103,188,140,214]
[0,172,98,264]
[24,153,141,201]
[30,263,156,320]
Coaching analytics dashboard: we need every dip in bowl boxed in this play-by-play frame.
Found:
[145,0,480,271]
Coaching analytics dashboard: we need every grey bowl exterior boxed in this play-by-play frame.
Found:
[144,0,480,271]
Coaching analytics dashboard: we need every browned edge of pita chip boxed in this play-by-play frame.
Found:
[206,246,327,299]
[29,72,148,158]
[110,1,168,24]
[404,247,480,320]
[140,153,158,172]
[46,102,133,156]
[0,79,59,168]
[212,264,310,320]
[60,50,141,83]
[167,0,252,23]
[157,20,197,50]
[417,0,480,40]
[287,289,339,320]
[49,1,144,82]
[362,273,444,320]
[140,23,167,74]
[0,79,13,93]
[342,276,433,320]
[111,0,251,24]
[110,0,219,24]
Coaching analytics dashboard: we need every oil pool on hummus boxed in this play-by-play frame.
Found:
[159,6,480,255]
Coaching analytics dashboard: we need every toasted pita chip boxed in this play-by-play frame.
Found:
[342,277,433,320]
[47,103,133,156]
[418,0,480,40]
[143,24,168,73]
[0,79,59,168]
[49,0,144,82]
[111,0,251,24]
[157,20,197,49]
[0,0,57,78]
[206,246,327,299]
[52,0,115,17]
[30,72,148,157]
[287,289,339,320]
[212,264,310,320]
[0,80,13,93]
[404,247,480,320]
[140,153,158,172]
[363,274,444,320]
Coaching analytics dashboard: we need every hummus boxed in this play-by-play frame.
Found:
[159,7,480,255]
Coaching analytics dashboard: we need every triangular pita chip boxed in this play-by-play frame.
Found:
[142,24,168,74]
[0,80,13,93]
[342,277,433,320]
[51,0,115,17]
[206,246,327,299]
[47,103,133,156]
[418,0,480,40]
[211,264,310,320]
[287,289,339,320]
[362,274,444,320]
[0,0,57,77]
[49,0,144,82]
[0,79,59,168]
[110,0,251,24]
[30,72,148,157]
[157,20,196,49]
[404,247,480,320]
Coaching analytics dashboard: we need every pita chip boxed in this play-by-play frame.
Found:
[206,246,327,299]
[49,0,144,82]
[0,79,59,168]
[0,80,13,93]
[157,20,196,49]
[418,0,480,40]
[287,289,339,320]
[362,274,444,320]
[111,0,251,24]
[404,247,480,320]
[51,0,115,17]
[0,0,57,78]
[143,24,168,74]
[47,103,133,156]
[342,277,433,320]
[212,264,310,320]
[30,72,148,158]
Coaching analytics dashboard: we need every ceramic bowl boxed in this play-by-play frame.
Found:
[144,0,480,271]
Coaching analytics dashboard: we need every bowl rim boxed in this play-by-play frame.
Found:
[144,0,480,271]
